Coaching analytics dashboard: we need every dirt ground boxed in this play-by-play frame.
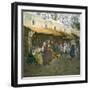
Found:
[23,53,80,77]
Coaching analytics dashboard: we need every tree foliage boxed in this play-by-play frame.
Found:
[71,16,80,30]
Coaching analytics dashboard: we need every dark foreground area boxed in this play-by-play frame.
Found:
[23,54,80,77]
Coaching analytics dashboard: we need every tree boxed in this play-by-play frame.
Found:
[71,16,80,30]
[51,13,58,20]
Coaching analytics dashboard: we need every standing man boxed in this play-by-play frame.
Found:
[70,44,75,60]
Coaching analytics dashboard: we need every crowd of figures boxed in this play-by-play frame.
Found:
[27,40,80,65]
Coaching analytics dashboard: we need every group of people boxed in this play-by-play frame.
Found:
[27,40,79,65]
